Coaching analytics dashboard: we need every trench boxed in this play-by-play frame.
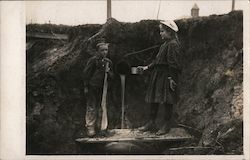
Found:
[26,11,243,155]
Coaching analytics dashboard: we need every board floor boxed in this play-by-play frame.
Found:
[76,128,192,143]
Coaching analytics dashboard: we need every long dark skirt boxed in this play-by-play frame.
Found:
[145,69,178,104]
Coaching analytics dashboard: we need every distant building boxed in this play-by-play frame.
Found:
[191,3,199,18]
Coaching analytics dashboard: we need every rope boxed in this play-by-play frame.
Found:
[122,1,162,61]
[123,45,160,58]
[156,0,162,20]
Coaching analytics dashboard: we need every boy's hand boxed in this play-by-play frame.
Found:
[105,66,110,73]
[102,58,112,73]
[102,58,111,63]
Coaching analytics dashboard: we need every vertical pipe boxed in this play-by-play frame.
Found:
[107,0,112,19]
[232,0,235,11]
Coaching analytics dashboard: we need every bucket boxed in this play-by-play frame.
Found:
[131,66,143,75]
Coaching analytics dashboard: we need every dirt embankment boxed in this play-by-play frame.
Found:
[26,11,243,154]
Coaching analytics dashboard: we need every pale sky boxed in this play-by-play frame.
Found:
[26,0,248,25]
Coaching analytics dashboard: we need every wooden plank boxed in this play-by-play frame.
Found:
[76,128,192,144]
[26,32,68,40]
[76,136,191,143]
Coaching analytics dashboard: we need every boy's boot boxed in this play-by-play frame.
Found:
[86,127,96,137]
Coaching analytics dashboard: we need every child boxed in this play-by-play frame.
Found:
[83,40,113,137]
[138,20,182,135]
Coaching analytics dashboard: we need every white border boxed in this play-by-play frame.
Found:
[243,0,250,159]
[0,1,26,159]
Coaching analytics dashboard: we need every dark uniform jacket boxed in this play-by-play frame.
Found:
[84,55,113,89]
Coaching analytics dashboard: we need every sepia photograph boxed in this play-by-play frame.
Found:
[1,0,249,159]
[25,0,245,156]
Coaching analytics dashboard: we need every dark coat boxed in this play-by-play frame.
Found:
[83,55,113,89]
[145,38,182,104]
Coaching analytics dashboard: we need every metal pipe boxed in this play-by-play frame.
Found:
[107,0,112,19]
[232,0,235,11]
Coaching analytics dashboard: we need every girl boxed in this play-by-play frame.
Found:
[138,20,182,135]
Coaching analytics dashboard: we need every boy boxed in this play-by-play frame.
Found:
[83,40,113,137]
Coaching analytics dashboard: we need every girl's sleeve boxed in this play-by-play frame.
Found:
[167,43,182,81]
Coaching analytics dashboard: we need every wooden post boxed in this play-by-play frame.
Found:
[232,0,235,11]
[107,0,111,19]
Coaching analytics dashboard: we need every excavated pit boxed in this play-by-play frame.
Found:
[26,11,243,155]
